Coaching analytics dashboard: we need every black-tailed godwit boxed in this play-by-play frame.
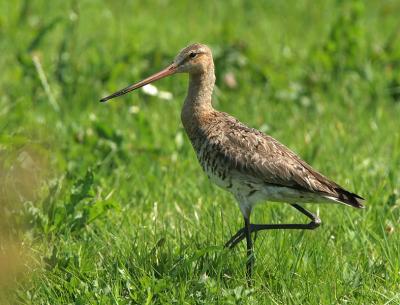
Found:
[100,43,364,278]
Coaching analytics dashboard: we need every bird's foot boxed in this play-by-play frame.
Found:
[224,227,246,249]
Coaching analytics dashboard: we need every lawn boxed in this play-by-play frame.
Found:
[1,0,400,304]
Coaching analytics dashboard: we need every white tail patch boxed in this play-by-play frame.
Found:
[323,195,354,207]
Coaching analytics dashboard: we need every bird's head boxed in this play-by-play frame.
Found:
[100,43,213,102]
[173,43,213,74]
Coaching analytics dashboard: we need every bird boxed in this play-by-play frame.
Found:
[100,43,364,279]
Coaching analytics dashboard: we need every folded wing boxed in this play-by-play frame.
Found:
[213,114,364,208]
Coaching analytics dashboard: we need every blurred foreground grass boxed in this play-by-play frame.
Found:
[1,0,400,304]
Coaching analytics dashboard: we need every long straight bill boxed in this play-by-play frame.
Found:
[100,63,177,102]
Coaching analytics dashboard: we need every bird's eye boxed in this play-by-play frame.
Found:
[189,52,197,58]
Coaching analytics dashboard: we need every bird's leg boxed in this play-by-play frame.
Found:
[224,204,321,249]
[244,216,254,280]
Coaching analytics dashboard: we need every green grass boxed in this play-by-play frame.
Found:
[1,0,400,304]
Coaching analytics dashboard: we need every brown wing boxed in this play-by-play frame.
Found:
[211,113,364,207]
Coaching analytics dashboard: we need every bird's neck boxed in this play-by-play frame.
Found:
[181,67,215,130]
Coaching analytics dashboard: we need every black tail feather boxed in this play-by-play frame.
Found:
[334,188,365,208]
